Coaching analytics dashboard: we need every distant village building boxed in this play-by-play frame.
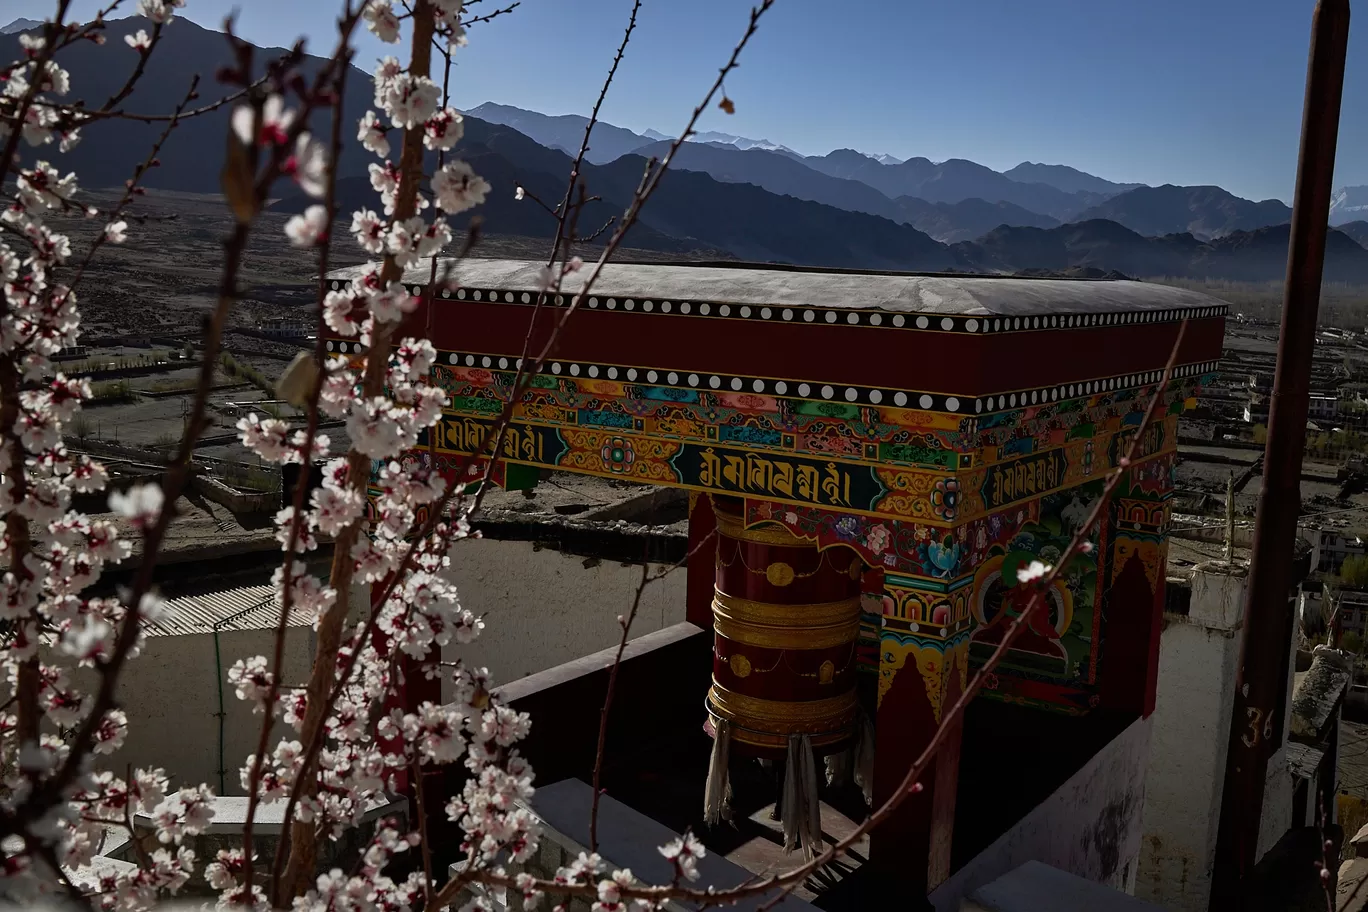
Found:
[259,316,310,340]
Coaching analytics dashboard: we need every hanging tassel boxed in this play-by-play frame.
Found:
[704,719,733,827]
[825,745,852,789]
[800,735,821,858]
[781,735,823,859]
[853,711,876,807]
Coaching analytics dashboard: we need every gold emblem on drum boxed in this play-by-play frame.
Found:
[818,660,835,684]
[848,559,862,580]
[766,562,796,587]
[730,654,753,678]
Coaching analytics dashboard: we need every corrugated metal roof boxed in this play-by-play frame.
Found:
[146,584,315,637]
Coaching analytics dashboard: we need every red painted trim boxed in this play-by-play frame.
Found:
[422,302,1225,396]
[686,496,716,629]
[715,535,861,604]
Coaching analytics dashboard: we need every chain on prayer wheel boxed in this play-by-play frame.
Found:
[705,496,862,757]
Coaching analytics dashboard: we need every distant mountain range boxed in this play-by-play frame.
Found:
[8,16,1368,284]
[0,18,41,35]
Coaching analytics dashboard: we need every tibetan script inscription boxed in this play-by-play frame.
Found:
[696,449,850,505]
[981,448,1068,510]
[429,415,892,513]
[431,416,563,465]
[675,446,889,510]
[1110,421,1167,466]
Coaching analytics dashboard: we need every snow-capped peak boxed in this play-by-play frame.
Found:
[686,130,800,157]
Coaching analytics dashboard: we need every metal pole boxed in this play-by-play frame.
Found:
[1209,0,1350,905]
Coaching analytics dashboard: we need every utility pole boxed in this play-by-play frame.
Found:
[1209,0,1350,906]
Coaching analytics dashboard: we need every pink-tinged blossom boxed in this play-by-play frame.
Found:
[237,412,292,462]
[284,133,329,199]
[125,29,153,51]
[385,216,423,268]
[596,868,635,911]
[350,536,398,584]
[149,784,217,844]
[227,655,273,707]
[479,705,531,747]
[323,290,364,338]
[364,0,402,43]
[419,218,452,258]
[423,107,464,151]
[358,110,391,158]
[433,160,490,215]
[392,338,436,380]
[108,482,163,528]
[16,162,78,212]
[372,56,404,102]
[381,73,440,129]
[204,848,250,891]
[347,397,412,458]
[231,94,294,149]
[92,707,128,755]
[138,591,169,624]
[658,830,707,881]
[350,208,386,254]
[368,282,418,324]
[310,483,365,537]
[103,220,128,244]
[285,204,329,248]
[368,161,401,214]
[1016,559,1052,585]
[136,0,185,24]
[274,506,318,553]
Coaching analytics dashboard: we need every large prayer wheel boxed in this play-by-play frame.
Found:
[705,496,862,758]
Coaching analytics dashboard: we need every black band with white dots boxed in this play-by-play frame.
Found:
[343,345,1219,416]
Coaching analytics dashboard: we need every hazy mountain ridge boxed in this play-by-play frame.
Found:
[1003,162,1144,197]
[0,18,42,35]
[1074,185,1293,240]
[1336,220,1368,250]
[11,22,1368,283]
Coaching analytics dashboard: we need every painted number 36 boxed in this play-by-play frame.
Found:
[1241,707,1275,748]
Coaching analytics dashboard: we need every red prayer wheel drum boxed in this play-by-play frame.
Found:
[705,496,862,758]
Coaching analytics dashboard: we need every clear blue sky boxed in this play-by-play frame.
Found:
[8,0,1368,202]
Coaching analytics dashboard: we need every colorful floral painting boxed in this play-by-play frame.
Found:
[930,478,960,521]
[600,436,635,474]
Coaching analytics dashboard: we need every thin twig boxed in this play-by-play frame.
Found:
[252,21,357,903]
[589,531,716,852]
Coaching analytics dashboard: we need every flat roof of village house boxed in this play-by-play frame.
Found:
[330,257,1231,318]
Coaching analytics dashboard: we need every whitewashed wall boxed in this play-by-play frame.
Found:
[73,627,316,795]
[434,538,688,698]
[1136,564,1301,911]
[929,715,1153,912]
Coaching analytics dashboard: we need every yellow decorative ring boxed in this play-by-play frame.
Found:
[713,504,809,547]
[712,592,862,650]
[713,591,861,626]
[706,683,858,748]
